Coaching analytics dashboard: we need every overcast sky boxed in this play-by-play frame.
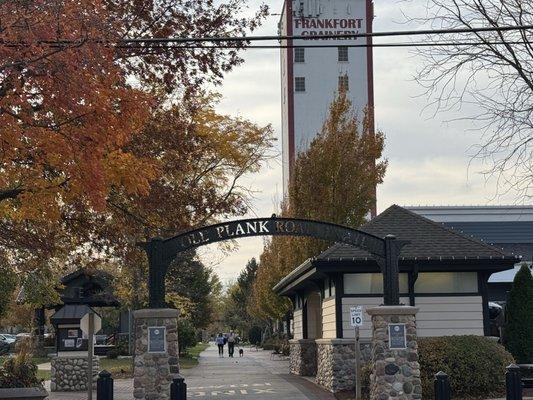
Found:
[200,0,520,282]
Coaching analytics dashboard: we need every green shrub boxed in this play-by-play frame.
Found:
[106,348,120,359]
[0,344,41,388]
[261,337,289,354]
[178,319,197,355]
[261,338,276,351]
[360,336,513,399]
[418,336,513,399]
[115,337,130,356]
[248,326,262,346]
[504,264,533,363]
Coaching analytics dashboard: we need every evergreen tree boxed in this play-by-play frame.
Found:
[504,264,533,363]
[222,258,265,336]
[166,253,220,330]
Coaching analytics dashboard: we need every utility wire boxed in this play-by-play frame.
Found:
[121,24,533,44]
[116,40,530,50]
[1,24,532,48]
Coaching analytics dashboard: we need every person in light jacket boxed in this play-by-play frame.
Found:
[215,333,225,357]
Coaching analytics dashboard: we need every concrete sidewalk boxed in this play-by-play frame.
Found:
[44,344,335,400]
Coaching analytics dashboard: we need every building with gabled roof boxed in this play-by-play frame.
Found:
[273,205,518,393]
[407,205,533,301]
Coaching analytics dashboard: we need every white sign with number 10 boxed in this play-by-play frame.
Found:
[350,306,363,327]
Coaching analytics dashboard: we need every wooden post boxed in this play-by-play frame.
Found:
[88,312,94,400]
[355,326,361,400]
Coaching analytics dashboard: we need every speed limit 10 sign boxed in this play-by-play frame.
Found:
[350,306,363,327]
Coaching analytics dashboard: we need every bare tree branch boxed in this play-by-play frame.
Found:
[404,0,533,200]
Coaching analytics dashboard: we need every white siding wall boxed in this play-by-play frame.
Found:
[322,297,336,339]
[416,296,484,337]
[342,296,484,338]
[342,297,410,339]
[293,309,304,340]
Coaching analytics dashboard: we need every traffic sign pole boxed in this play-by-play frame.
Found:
[87,312,94,400]
[355,325,361,400]
[349,306,363,400]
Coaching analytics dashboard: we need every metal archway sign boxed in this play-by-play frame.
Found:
[141,216,407,308]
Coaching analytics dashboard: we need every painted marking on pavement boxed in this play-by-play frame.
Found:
[190,388,276,397]
[188,383,272,390]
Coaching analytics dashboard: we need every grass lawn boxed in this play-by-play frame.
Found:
[35,342,209,380]
[179,342,209,369]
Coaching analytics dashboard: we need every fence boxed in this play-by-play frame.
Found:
[434,364,527,400]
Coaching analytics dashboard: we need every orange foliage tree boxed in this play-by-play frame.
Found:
[0,0,271,310]
[249,91,387,320]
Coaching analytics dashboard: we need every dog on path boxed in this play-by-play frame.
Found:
[239,348,244,357]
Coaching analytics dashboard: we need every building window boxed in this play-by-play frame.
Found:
[295,77,306,92]
[338,75,349,92]
[294,48,305,63]
[344,273,409,295]
[414,272,478,294]
[338,46,348,62]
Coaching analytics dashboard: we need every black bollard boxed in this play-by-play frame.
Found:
[506,364,523,400]
[434,371,451,400]
[171,374,187,400]
[97,370,113,400]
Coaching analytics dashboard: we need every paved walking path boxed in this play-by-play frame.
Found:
[44,344,335,400]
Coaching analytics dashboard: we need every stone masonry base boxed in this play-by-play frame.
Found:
[133,308,180,400]
[50,356,100,392]
[316,339,356,393]
[289,339,317,376]
[367,306,422,400]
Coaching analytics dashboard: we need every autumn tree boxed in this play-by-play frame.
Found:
[0,0,268,223]
[0,261,17,319]
[0,0,271,310]
[95,94,274,309]
[406,0,533,199]
[250,91,387,320]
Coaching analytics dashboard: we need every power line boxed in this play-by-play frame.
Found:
[116,40,530,51]
[122,24,533,44]
[1,24,532,48]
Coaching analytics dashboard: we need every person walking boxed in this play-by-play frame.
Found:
[227,330,237,358]
[216,333,225,357]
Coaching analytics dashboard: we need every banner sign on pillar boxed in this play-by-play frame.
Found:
[388,324,407,349]
[148,327,166,353]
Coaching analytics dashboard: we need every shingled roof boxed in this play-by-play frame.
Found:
[317,205,515,262]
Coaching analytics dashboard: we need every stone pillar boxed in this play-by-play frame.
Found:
[50,356,100,391]
[315,339,373,393]
[366,306,421,400]
[316,339,354,393]
[289,339,317,376]
[133,308,180,400]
